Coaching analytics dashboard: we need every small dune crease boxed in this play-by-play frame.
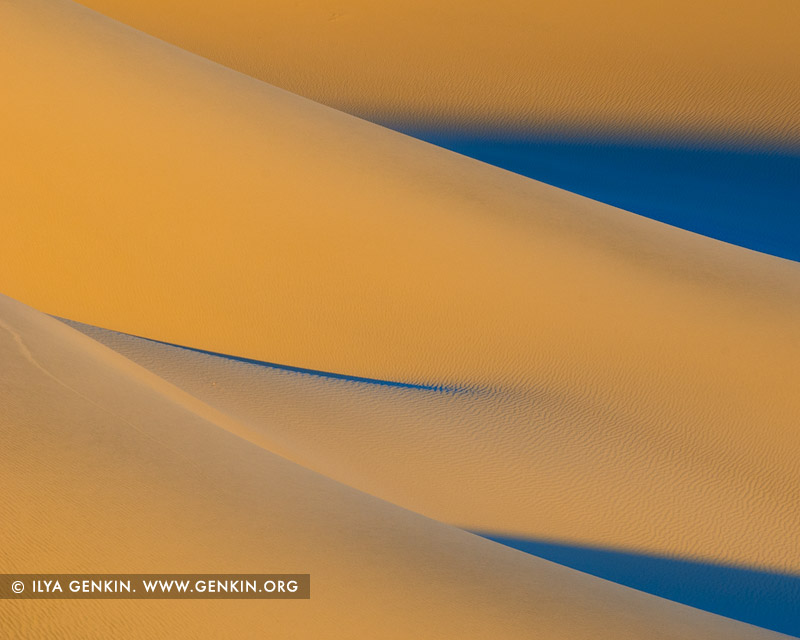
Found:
[1,296,788,640]
[0,318,199,466]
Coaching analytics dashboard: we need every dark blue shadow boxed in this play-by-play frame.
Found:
[146,340,462,391]
[403,131,800,262]
[57,317,459,393]
[475,533,800,637]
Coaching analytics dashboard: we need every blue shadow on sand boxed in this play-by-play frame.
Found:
[56,317,460,393]
[404,132,800,262]
[475,533,800,637]
[145,341,460,392]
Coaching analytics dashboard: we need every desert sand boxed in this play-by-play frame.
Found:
[72,0,800,148]
[2,294,787,639]
[65,312,800,579]
[3,0,800,568]
[2,0,799,636]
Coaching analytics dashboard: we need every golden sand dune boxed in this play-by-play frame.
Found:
[72,0,800,147]
[3,293,788,639]
[67,317,800,577]
[2,1,800,634]
[2,0,800,581]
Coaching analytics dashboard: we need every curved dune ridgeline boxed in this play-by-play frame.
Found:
[63,316,800,585]
[73,0,800,149]
[67,1,800,261]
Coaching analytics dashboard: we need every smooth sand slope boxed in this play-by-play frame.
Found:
[72,0,800,148]
[4,293,790,640]
[67,318,800,580]
[73,0,800,269]
[2,0,800,577]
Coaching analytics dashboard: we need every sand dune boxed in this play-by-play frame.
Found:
[70,0,800,274]
[71,0,800,148]
[2,0,800,576]
[70,0,800,266]
[3,293,789,639]
[65,317,800,580]
[2,0,799,635]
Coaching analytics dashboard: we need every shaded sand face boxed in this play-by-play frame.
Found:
[0,294,785,639]
[73,0,800,148]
